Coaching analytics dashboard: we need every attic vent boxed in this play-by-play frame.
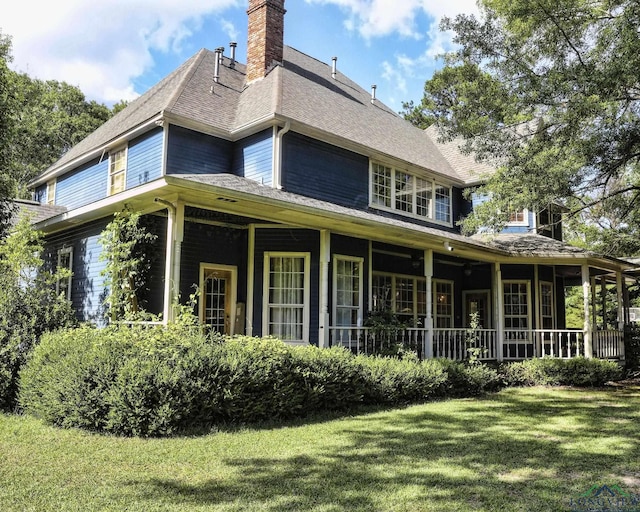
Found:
[229,42,237,69]
[216,197,238,203]
[213,47,224,83]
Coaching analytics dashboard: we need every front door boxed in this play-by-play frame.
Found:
[464,291,491,328]
[200,264,237,335]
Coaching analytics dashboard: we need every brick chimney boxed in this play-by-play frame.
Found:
[246,0,286,83]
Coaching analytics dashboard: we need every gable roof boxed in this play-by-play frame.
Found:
[32,46,480,188]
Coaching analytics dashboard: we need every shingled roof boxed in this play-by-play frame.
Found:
[32,44,481,187]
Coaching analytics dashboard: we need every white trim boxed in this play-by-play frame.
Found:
[246,225,256,336]
[462,289,492,329]
[369,161,453,227]
[199,263,238,335]
[332,254,364,330]
[539,280,556,330]
[56,246,73,300]
[433,278,455,328]
[262,252,311,344]
[502,279,532,331]
[506,208,529,227]
[107,145,128,196]
[46,180,56,205]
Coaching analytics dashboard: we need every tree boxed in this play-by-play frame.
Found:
[0,29,119,200]
[9,73,113,197]
[0,214,76,410]
[410,0,640,257]
[0,32,16,238]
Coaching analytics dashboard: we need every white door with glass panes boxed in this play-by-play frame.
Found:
[200,264,237,335]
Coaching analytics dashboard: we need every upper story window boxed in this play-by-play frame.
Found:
[46,180,56,205]
[370,162,452,225]
[508,208,528,225]
[108,146,127,195]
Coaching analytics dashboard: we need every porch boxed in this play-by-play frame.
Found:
[328,327,625,361]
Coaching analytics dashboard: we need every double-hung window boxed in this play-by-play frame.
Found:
[46,180,56,205]
[433,279,453,328]
[333,256,363,327]
[109,146,127,195]
[372,273,427,327]
[263,253,310,344]
[56,247,73,300]
[370,162,451,224]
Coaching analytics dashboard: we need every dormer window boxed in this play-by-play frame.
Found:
[108,146,127,195]
[508,209,527,225]
[370,162,452,225]
[46,180,56,205]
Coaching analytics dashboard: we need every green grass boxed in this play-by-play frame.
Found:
[2,386,640,511]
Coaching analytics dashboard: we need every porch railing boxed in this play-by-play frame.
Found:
[328,326,623,361]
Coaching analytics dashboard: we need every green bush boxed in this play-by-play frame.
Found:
[433,359,503,397]
[356,355,449,404]
[501,357,622,387]
[22,326,496,436]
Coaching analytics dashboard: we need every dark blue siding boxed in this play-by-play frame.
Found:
[179,221,248,307]
[253,228,320,345]
[233,129,273,184]
[56,158,108,209]
[166,125,232,175]
[282,132,369,209]
[126,128,163,189]
[44,219,110,324]
[43,214,166,324]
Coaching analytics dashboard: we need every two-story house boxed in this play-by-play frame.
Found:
[25,0,633,362]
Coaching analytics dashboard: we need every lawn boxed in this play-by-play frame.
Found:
[2,386,640,512]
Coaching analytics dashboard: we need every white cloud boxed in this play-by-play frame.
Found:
[2,0,242,104]
[304,0,479,40]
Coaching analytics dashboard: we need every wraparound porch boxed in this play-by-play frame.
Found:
[329,327,625,361]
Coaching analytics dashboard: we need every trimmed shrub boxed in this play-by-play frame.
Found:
[501,357,623,387]
[433,359,503,397]
[356,355,449,404]
[20,325,527,437]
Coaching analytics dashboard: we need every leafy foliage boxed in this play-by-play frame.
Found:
[98,208,158,322]
[409,0,640,253]
[0,29,118,200]
[19,327,502,437]
[0,215,76,410]
[501,357,622,387]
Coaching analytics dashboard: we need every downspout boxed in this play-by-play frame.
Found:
[273,121,291,189]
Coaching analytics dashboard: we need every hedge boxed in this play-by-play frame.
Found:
[18,325,622,437]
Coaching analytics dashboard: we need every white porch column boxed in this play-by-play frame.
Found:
[246,225,256,336]
[494,262,504,361]
[319,230,331,348]
[582,264,593,358]
[424,249,434,359]
[617,270,626,360]
[162,201,184,324]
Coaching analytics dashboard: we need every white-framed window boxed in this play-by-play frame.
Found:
[433,279,454,328]
[46,180,56,205]
[333,256,363,327]
[56,247,73,300]
[507,208,528,226]
[539,281,555,329]
[108,146,127,195]
[370,162,452,225]
[372,272,427,327]
[263,252,310,344]
[503,281,530,330]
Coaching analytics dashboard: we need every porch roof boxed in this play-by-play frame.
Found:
[167,173,631,271]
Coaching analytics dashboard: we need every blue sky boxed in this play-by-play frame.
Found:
[2,0,480,112]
